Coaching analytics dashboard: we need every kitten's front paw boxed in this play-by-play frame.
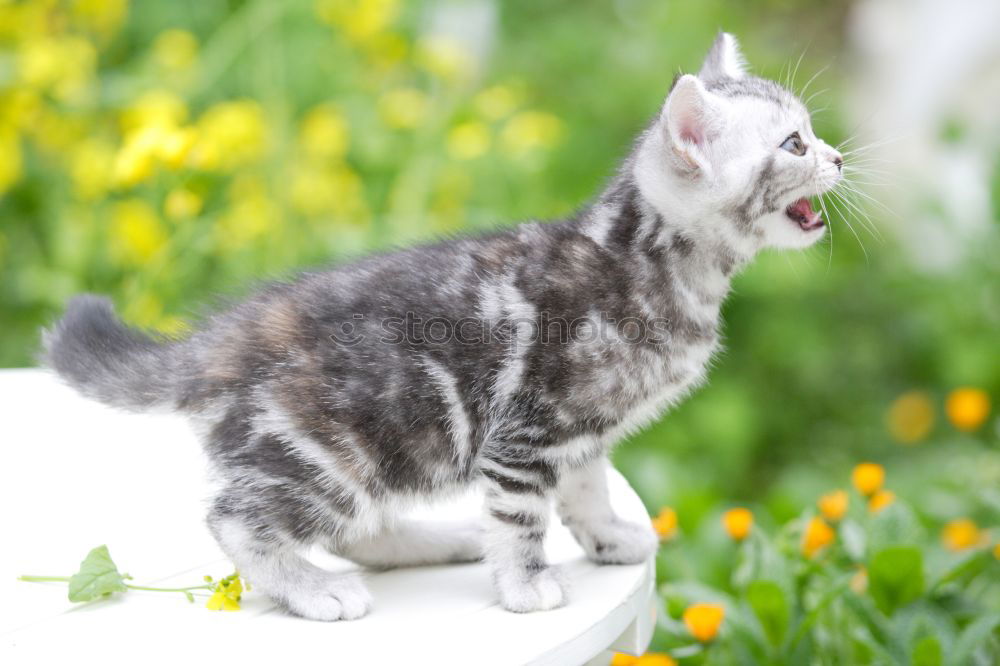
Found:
[280,573,373,621]
[577,519,658,565]
[496,565,568,613]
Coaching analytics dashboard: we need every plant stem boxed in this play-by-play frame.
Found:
[19,576,214,595]
[124,583,214,593]
[17,575,72,582]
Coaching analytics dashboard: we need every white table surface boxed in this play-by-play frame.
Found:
[0,369,655,665]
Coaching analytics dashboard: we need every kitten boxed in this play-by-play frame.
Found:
[43,33,842,621]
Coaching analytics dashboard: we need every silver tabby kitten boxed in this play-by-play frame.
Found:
[43,33,842,620]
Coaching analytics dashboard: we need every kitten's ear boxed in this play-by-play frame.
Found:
[699,32,746,82]
[663,74,721,171]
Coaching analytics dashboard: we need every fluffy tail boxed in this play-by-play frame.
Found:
[42,295,184,412]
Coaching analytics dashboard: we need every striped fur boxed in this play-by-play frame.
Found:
[42,33,842,620]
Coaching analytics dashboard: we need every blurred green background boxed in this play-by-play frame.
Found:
[1,0,998,615]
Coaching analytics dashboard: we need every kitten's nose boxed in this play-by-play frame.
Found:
[832,154,843,172]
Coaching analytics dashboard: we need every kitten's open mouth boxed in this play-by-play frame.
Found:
[785,197,824,231]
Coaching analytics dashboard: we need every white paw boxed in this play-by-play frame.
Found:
[496,565,568,613]
[280,574,373,621]
[578,519,658,565]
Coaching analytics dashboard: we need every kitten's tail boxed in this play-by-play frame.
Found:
[41,295,185,412]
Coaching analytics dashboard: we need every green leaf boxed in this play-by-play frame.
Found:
[746,580,789,648]
[947,612,1000,666]
[67,545,128,603]
[869,545,924,616]
[912,636,943,666]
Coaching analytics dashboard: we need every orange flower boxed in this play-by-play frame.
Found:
[802,517,835,558]
[887,390,934,444]
[868,489,895,513]
[849,566,868,594]
[851,463,885,497]
[945,388,991,431]
[818,490,849,522]
[651,507,678,541]
[682,602,725,642]
[721,508,753,541]
[611,654,677,666]
[941,518,982,551]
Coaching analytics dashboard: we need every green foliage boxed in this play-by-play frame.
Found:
[652,473,1000,664]
[868,546,924,615]
[746,580,790,648]
[66,544,129,602]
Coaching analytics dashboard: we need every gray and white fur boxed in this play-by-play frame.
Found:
[42,34,843,620]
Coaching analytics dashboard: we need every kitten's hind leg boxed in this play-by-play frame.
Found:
[207,499,373,621]
[338,520,482,569]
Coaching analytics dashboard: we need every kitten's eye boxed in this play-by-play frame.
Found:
[780,132,806,156]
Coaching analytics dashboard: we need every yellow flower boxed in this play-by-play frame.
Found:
[18,37,96,101]
[611,654,639,666]
[721,508,753,541]
[993,543,1000,560]
[164,188,203,220]
[316,0,400,43]
[818,489,849,522]
[378,88,429,130]
[112,102,196,184]
[153,29,199,71]
[802,517,835,558]
[474,84,520,121]
[635,655,677,666]
[111,199,167,264]
[121,90,188,133]
[0,87,42,131]
[500,111,564,158]
[157,126,198,169]
[205,591,240,611]
[868,489,895,513]
[650,507,677,541]
[887,390,934,443]
[362,32,408,70]
[447,121,491,160]
[851,462,885,497]
[415,35,472,83]
[682,602,725,642]
[112,126,164,187]
[0,126,22,195]
[206,573,243,612]
[299,104,349,160]
[192,100,266,170]
[73,0,129,40]
[941,518,982,551]
[945,388,991,432]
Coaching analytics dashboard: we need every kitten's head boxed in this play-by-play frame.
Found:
[639,33,842,251]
